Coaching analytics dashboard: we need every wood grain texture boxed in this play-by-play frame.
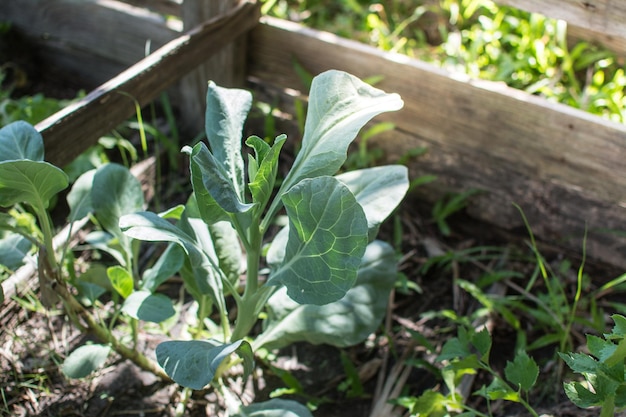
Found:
[176,0,247,134]
[495,0,626,41]
[1,0,180,87]
[248,17,626,268]
[36,1,260,168]
[120,0,182,17]
[568,24,626,57]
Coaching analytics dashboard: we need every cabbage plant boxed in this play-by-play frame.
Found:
[0,69,407,416]
[120,70,408,414]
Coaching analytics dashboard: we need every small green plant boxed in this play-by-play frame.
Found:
[0,121,178,380]
[431,189,480,236]
[398,325,541,416]
[0,66,82,127]
[0,70,408,415]
[119,69,408,414]
[560,314,626,417]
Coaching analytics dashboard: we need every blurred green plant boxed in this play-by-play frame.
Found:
[262,0,626,122]
[0,69,78,127]
[397,325,541,416]
[560,314,626,417]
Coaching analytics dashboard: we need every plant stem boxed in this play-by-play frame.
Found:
[230,221,262,341]
[37,207,57,275]
[175,387,192,417]
[54,279,170,381]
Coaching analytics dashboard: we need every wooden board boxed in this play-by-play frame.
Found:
[495,0,626,41]
[35,1,260,168]
[1,0,180,87]
[568,24,626,57]
[121,0,182,17]
[248,17,626,269]
[177,0,247,134]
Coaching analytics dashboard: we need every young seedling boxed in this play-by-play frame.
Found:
[560,314,626,417]
[398,325,540,417]
[0,121,174,380]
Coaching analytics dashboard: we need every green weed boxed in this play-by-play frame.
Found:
[397,325,541,416]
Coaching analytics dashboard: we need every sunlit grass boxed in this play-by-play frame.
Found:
[262,0,626,122]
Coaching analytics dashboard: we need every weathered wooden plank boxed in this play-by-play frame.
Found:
[36,1,260,168]
[119,0,182,18]
[495,0,626,41]
[568,24,626,58]
[176,0,246,134]
[248,17,626,269]
[1,0,180,87]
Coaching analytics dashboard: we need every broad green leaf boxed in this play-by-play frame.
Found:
[408,390,448,415]
[0,121,44,162]
[606,338,626,368]
[592,370,621,398]
[0,232,32,270]
[258,241,396,349]
[336,165,409,239]
[559,352,599,374]
[246,135,271,183]
[92,163,144,248]
[438,337,471,362]
[471,328,492,362]
[67,169,96,222]
[447,355,481,373]
[563,381,601,408]
[504,350,539,391]
[74,281,106,307]
[74,281,107,307]
[247,134,286,212]
[268,176,368,305]
[248,134,271,159]
[120,211,208,272]
[122,290,175,323]
[84,231,126,267]
[107,266,134,298]
[76,263,112,291]
[156,339,253,390]
[141,244,185,292]
[0,160,68,209]
[610,314,626,337]
[174,210,226,302]
[62,343,111,379]
[475,379,519,402]
[279,70,403,193]
[119,211,225,310]
[233,398,314,417]
[205,81,251,202]
[185,147,229,224]
[587,334,616,362]
[187,142,254,214]
[160,204,186,220]
[207,221,242,287]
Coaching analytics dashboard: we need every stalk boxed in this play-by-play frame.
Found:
[230,219,262,341]
[53,280,171,381]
